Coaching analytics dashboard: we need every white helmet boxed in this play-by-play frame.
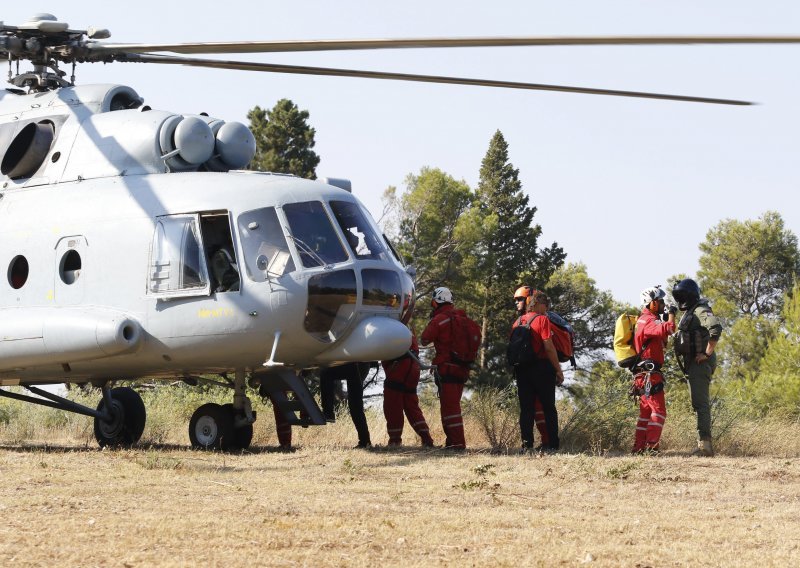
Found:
[640,285,666,307]
[432,286,453,304]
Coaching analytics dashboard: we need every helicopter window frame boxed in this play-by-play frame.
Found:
[147,213,211,299]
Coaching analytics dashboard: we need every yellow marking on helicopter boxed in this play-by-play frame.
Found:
[198,308,235,319]
[46,290,54,301]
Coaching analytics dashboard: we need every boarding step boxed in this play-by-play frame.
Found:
[258,371,325,426]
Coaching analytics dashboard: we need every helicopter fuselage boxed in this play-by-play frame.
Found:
[0,84,413,387]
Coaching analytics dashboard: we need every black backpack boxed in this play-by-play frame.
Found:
[506,316,537,367]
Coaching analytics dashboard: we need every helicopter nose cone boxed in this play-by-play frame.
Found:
[215,122,256,169]
[315,316,411,364]
[174,116,214,165]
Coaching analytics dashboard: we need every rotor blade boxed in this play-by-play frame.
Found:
[125,54,754,105]
[90,35,800,56]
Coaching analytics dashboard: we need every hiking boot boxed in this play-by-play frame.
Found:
[691,439,714,457]
[519,445,534,455]
[354,441,372,449]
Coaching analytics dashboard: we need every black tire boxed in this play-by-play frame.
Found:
[222,403,254,450]
[189,403,233,450]
[93,387,146,448]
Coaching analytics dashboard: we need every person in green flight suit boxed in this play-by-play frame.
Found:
[672,278,724,457]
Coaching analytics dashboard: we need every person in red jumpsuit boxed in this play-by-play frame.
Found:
[512,286,550,448]
[510,289,564,452]
[382,330,435,447]
[420,286,470,450]
[631,285,677,454]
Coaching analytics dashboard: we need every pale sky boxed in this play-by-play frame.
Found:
[5,2,800,306]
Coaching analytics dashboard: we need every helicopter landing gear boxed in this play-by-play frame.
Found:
[93,386,146,448]
[187,402,255,451]
[189,403,234,450]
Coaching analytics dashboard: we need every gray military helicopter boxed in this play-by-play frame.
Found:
[1,14,797,450]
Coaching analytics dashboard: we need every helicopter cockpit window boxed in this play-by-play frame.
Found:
[237,207,295,281]
[148,214,210,297]
[329,200,389,261]
[305,269,358,342]
[283,201,348,268]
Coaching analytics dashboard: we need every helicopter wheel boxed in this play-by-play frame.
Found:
[93,387,146,448]
[222,403,254,450]
[189,403,234,450]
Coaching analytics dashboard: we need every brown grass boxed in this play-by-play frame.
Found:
[1,446,799,566]
[2,388,800,566]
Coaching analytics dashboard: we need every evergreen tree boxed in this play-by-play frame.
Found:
[472,130,565,383]
[247,99,320,179]
[698,211,799,320]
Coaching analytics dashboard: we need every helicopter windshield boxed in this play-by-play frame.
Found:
[283,201,348,268]
[329,200,389,261]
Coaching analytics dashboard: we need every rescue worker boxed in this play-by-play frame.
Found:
[672,278,723,457]
[510,289,564,453]
[420,286,470,450]
[512,286,549,448]
[631,285,676,454]
[321,362,373,448]
[382,330,435,447]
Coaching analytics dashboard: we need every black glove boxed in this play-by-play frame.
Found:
[666,302,679,315]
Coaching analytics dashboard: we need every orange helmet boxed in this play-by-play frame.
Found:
[513,286,533,300]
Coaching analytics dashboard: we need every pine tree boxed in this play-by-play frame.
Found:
[472,131,565,381]
[247,99,320,179]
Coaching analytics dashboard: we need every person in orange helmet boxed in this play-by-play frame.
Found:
[512,286,550,449]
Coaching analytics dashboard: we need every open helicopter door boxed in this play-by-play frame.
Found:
[53,236,87,305]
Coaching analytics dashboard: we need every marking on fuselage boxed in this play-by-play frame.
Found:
[198,308,235,319]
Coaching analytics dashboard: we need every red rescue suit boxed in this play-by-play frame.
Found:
[421,303,470,449]
[631,309,676,452]
[382,333,434,447]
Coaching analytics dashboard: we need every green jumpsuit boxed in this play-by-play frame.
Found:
[675,300,723,440]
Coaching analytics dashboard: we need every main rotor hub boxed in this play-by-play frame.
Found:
[1,14,109,91]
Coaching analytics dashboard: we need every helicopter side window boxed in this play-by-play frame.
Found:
[283,201,348,268]
[329,200,389,261]
[199,212,240,293]
[237,207,295,281]
[148,214,210,297]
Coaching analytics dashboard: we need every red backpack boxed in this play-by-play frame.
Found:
[449,310,482,366]
[546,311,576,368]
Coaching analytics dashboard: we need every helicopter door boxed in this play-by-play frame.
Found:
[53,236,87,305]
[148,214,211,299]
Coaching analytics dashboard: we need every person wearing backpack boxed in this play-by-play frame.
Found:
[511,286,550,448]
[672,278,723,457]
[382,330,435,447]
[420,286,476,450]
[509,289,564,453]
[630,285,677,454]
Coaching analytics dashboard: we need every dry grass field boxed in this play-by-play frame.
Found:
[1,391,800,567]
[1,445,799,567]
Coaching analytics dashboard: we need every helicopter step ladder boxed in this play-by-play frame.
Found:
[259,371,326,426]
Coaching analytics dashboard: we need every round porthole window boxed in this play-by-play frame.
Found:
[8,255,29,289]
[59,249,82,285]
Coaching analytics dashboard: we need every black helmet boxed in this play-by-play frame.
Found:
[672,278,701,310]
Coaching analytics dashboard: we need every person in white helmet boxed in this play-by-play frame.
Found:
[630,285,676,454]
[420,286,472,450]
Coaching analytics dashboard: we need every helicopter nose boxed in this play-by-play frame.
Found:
[314,316,411,364]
